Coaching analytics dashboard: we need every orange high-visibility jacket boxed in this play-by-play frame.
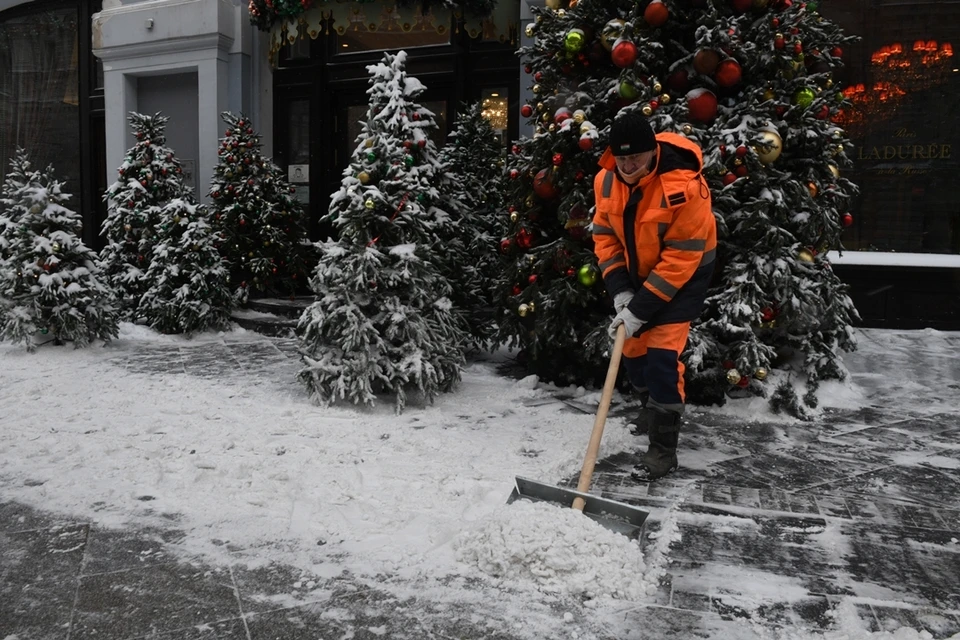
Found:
[592,132,717,327]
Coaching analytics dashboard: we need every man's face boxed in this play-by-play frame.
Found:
[614,150,656,182]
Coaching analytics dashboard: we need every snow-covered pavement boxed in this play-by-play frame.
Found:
[2,325,959,639]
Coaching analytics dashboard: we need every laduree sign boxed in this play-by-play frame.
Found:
[855,128,954,176]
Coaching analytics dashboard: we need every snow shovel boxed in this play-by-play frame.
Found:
[508,324,649,538]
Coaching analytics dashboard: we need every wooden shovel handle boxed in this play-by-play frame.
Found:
[572,324,626,511]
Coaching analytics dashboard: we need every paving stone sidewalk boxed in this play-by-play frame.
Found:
[3,333,960,639]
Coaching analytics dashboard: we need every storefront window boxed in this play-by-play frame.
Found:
[823,1,960,254]
[481,87,509,148]
[287,99,310,204]
[0,7,81,204]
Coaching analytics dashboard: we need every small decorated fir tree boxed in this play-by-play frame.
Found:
[138,198,234,335]
[209,112,310,304]
[100,112,188,318]
[297,51,467,412]
[0,149,118,351]
[438,102,504,351]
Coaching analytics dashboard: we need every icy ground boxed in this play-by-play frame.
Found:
[1,325,959,639]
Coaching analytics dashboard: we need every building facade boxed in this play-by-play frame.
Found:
[0,0,956,328]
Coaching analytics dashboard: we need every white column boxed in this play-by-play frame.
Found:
[102,70,138,194]
[197,55,230,203]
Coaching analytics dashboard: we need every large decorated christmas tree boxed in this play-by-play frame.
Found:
[209,112,310,304]
[437,102,504,351]
[0,149,119,351]
[498,0,859,414]
[298,51,467,413]
[100,112,188,319]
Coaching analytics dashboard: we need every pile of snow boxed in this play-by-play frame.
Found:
[763,600,960,640]
[454,500,655,601]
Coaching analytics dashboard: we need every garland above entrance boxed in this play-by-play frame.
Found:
[249,0,498,32]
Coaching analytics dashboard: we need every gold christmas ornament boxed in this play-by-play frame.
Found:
[754,368,768,380]
[364,199,376,209]
[798,249,815,263]
[762,88,776,101]
[682,124,694,135]
[573,109,587,123]
[660,93,671,105]
[754,130,783,164]
[545,0,561,8]
[365,138,374,148]
[557,8,566,17]
[580,122,593,134]
[532,84,542,94]
[529,302,536,312]
[653,82,662,93]
[828,164,840,178]
[726,369,742,385]
[536,102,545,112]
[358,171,370,184]
[518,303,530,317]
[525,24,535,38]
[542,113,551,123]
[548,124,556,132]
[510,211,519,223]
[642,105,653,116]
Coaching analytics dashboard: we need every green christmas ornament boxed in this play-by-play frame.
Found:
[564,28,585,53]
[577,264,599,287]
[618,81,639,100]
[793,87,816,108]
[366,151,377,162]
[404,155,415,167]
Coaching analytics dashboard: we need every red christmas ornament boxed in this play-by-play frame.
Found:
[772,18,780,27]
[247,179,255,186]
[404,141,414,149]
[722,360,735,369]
[225,129,231,136]
[686,89,718,123]
[528,274,538,284]
[512,284,522,296]
[516,228,534,249]
[575,171,585,181]
[761,306,777,321]
[611,40,639,68]
[512,144,521,155]
[816,105,830,120]
[533,169,558,199]
[737,376,750,388]
[500,238,513,253]
[418,139,426,148]
[552,153,564,167]
[734,165,748,177]
[842,213,854,227]
[411,112,421,121]
[731,0,751,13]
[720,144,727,156]
[830,46,843,58]
[239,218,246,226]
[775,36,786,50]
[715,59,742,88]
[534,72,543,82]
[644,0,669,26]
[509,169,520,179]
[524,64,533,74]
[722,172,737,186]
[566,267,575,277]
[794,42,803,55]
[579,136,594,151]
[649,100,660,110]
[736,145,748,157]
[521,104,534,118]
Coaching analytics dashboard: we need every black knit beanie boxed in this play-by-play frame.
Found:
[609,112,657,156]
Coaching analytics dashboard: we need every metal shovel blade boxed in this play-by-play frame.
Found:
[508,476,649,539]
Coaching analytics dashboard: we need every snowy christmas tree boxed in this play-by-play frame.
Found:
[298,50,467,412]
[437,102,504,352]
[100,112,188,319]
[137,198,234,335]
[501,0,859,414]
[0,149,119,351]
[209,112,310,305]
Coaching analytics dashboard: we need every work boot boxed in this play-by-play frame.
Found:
[631,408,681,482]
[627,390,651,436]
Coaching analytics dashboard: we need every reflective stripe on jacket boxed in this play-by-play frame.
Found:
[592,132,717,326]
